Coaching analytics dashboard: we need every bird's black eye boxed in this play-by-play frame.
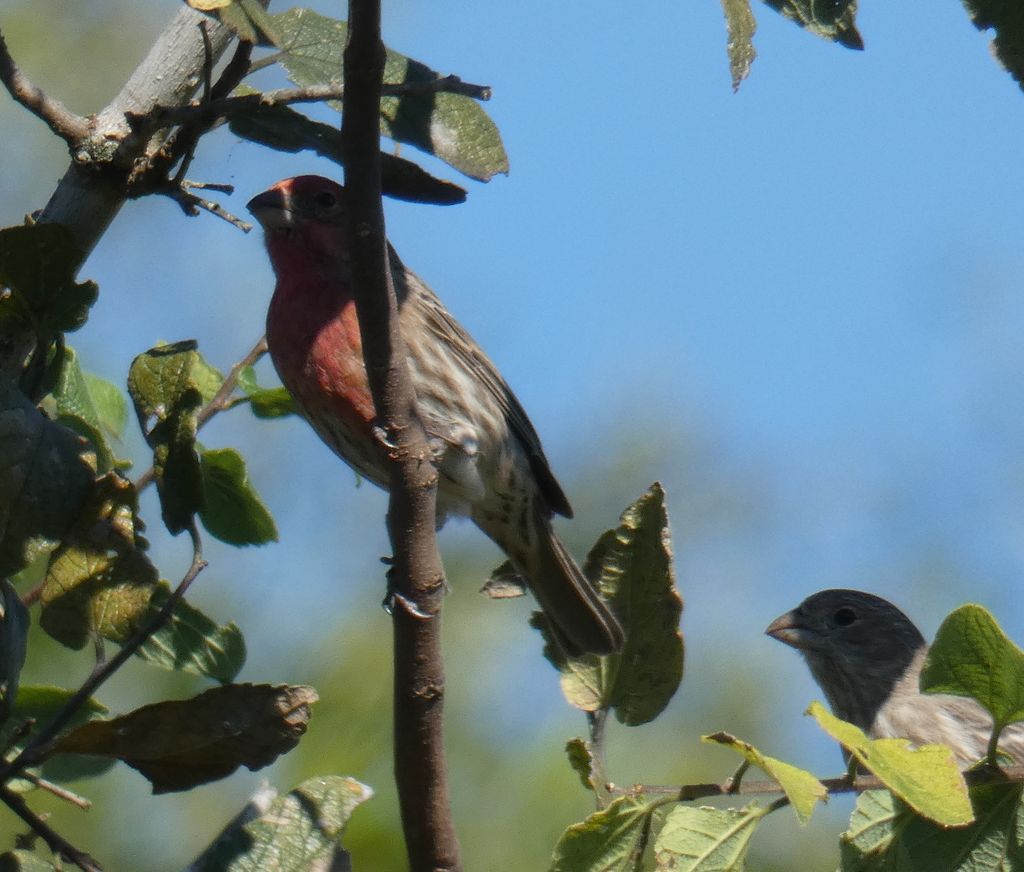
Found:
[314,191,337,208]
[833,607,857,626]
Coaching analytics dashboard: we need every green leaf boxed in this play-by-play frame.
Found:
[136,581,246,683]
[550,796,657,871]
[228,100,467,205]
[839,784,1024,871]
[722,0,757,91]
[266,8,509,180]
[565,737,596,791]
[248,387,296,419]
[921,604,1024,741]
[654,804,768,871]
[45,347,128,472]
[962,0,1024,92]
[0,379,95,577]
[52,683,318,793]
[703,732,826,823]
[190,776,372,871]
[199,448,278,546]
[232,366,297,419]
[762,0,863,49]
[0,224,97,335]
[128,341,207,534]
[537,483,683,726]
[808,701,973,826]
[40,473,157,650]
[82,372,128,438]
[0,579,29,722]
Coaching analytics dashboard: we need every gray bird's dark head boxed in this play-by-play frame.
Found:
[766,589,927,731]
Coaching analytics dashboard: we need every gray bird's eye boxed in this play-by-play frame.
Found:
[314,191,337,208]
[833,606,857,626]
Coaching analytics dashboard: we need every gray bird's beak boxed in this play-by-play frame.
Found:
[246,188,291,229]
[765,610,813,650]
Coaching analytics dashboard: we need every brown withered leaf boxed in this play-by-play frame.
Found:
[50,683,317,794]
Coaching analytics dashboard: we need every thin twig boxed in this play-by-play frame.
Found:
[129,74,491,133]
[197,335,269,427]
[160,185,252,232]
[22,772,92,810]
[617,763,1024,802]
[0,785,100,871]
[0,29,89,143]
[0,525,206,787]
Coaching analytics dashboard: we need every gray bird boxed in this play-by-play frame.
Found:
[766,589,1024,766]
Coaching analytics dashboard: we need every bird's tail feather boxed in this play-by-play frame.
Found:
[525,526,624,656]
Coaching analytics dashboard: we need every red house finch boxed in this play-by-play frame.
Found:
[766,589,1024,766]
[247,175,623,655]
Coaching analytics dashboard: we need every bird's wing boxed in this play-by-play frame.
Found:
[392,247,573,518]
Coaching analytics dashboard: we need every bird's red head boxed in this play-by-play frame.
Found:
[247,176,349,275]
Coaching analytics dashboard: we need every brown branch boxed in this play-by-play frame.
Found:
[0,785,100,871]
[342,2,460,871]
[0,29,89,143]
[616,763,1024,802]
[129,75,492,133]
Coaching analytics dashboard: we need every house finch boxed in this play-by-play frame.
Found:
[766,588,1024,766]
[247,175,623,655]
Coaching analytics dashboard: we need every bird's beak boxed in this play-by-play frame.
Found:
[765,609,814,650]
[246,187,292,229]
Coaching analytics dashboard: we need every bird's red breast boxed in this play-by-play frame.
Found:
[266,252,377,432]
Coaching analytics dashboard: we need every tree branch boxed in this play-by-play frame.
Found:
[342,2,461,870]
[0,29,90,143]
[0,785,100,871]
[129,74,492,133]
[618,762,1024,802]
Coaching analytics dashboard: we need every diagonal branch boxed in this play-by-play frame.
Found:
[0,28,89,143]
[342,2,461,870]
[129,74,492,134]
[0,785,100,871]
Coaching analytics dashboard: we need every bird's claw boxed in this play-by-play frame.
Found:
[383,590,432,619]
[371,423,398,450]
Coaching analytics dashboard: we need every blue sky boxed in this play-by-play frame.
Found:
[2,0,1024,865]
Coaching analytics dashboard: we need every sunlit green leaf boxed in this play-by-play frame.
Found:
[128,341,206,534]
[703,732,826,823]
[40,473,157,650]
[809,702,973,826]
[550,795,656,871]
[190,776,372,871]
[654,803,767,871]
[722,0,757,91]
[921,604,1024,738]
